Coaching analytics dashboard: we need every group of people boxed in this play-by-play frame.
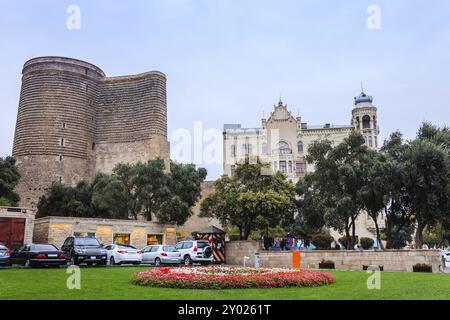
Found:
[263,234,310,251]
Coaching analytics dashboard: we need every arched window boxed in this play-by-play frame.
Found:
[297,141,304,153]
[277,141,291,154]
[362,115,371,129]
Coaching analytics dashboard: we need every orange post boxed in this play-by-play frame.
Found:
[292,250,301,270]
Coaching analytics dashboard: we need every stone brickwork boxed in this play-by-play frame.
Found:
[32,216,176,249]
[178,181,223,238]
[12,56,169,207]
[226,240,444,273]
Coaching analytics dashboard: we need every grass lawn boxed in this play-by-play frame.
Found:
[0,266,449,300]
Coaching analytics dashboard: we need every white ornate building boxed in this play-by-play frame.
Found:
[223,90,383,241]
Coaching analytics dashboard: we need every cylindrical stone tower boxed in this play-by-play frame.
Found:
[12,57,105,207]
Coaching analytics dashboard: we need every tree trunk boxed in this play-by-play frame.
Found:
[373,215,384,250]
[415,222,426,249]
[351,215,356,249]
[345,221,351,250]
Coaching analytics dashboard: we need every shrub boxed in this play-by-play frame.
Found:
[338,236,350,249]
[360,237,374,250]
[412,263,432,273]
[311,233,334,250]
[228,234,240,241]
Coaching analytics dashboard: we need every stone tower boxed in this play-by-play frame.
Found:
[12,56,169,208]
[351,88,379,149]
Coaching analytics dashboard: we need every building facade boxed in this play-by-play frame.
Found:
[12,56,170,208]
[223,91,379,181]
[223,91,383,241]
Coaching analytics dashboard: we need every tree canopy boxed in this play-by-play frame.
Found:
[0,156,21,206]
[200,157,296,240]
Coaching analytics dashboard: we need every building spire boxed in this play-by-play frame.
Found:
[361,81,364,94]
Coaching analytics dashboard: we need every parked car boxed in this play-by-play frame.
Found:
[105,244,142,265]
[175,240,213,266]
[61,236,107,266]
[10,243,66,267]
[0,244,12,266]
[141,245,181,266]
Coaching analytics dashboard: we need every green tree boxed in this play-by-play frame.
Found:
[113,163,141,220]
[404,138,450,248]
[133,159,168,221]
[200,157,295,240]
[91,173,129,219]
[301,132,368,249]
[0,156,21,205]
[154,161,207,225]
[380,132,414,249]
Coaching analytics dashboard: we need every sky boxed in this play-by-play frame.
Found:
[1,0,450,180]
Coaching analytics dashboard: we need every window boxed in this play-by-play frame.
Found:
[278,141,291,154]
[60,138,65,146]
[147,234,163,245]
[182,242,193,249]
[279,161,287,173]
[230,144,236,157]
[114,233,130,245]
[151,246,159,252]
[58,176,62,183]
[296,162,307,174]
[62,122,66,129]
[242,143,252,155]
[362,115,371,129]
[297,141,304,153]
[262,142,268,155]
[230,165,236,176]
[368,136,373,147]
[59,155,63,162]
[288,161,293,173]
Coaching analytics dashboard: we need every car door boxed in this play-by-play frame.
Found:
[141,246,152,263]
[175,242,185,257]
[149,246,160,263]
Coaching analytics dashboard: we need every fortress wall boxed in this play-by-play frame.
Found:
[12,57,104,207]
[94,72,169,173]
[12,57,170,207]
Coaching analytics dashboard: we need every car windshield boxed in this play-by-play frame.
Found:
[197,241,209,248]
[163,246,177,252]
[33,244,57,251]
[74,238,100,246]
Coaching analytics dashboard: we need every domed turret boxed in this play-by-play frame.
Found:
[354,91,373,105]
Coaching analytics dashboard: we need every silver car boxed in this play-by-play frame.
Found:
[141,245,181,266]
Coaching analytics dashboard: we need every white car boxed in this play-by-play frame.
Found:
[175,240,213,266]
[141,245,181,266]
[105,244,142,265]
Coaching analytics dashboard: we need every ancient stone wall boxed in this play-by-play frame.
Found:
[226,240,444,273]
[12,57,169,207]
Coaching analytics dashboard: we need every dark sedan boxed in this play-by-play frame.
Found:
[0,244,12,266]
[10,243,67,267]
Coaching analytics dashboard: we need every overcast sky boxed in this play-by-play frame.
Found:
[1,0,450,180]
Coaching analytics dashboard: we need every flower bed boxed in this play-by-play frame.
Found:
[131,266,336,289]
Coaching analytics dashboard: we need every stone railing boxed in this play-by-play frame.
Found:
[225,240,444,273]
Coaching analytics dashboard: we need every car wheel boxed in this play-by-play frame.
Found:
[154,258,161,266]
[110,256,116,266]
[184,255,192,266]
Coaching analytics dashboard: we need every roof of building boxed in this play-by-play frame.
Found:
[198,225,226,234]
